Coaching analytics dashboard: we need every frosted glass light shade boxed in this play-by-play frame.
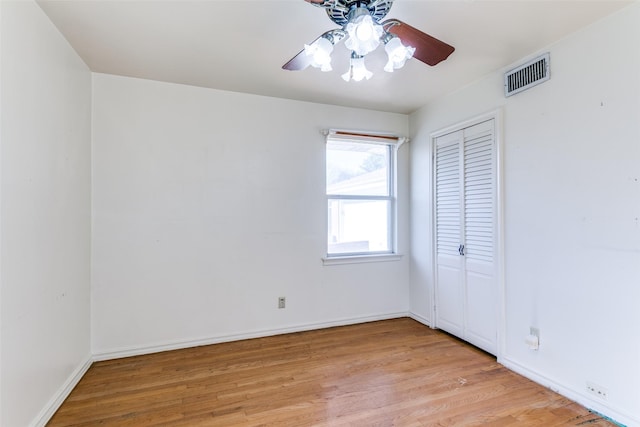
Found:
[345,15,383,56]
[384,37,415,72]
[342,56,373,82]
[304,37,334,72]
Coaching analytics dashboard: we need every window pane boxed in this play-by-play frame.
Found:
[326,141,389,196]
[328,199,390,255]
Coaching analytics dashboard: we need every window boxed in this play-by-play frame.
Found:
[326,132,396,257]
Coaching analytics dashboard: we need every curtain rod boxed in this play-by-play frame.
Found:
[332,131,399,141]
[321,129,409,146]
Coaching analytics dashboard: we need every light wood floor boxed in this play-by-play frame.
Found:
[48,318,613,426]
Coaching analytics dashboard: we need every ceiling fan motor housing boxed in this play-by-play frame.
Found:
[326,0,394,26]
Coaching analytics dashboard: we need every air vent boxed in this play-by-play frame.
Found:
[504,53,550,97]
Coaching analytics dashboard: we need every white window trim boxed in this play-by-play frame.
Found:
[322,253,404,266]
[322,129,408,264]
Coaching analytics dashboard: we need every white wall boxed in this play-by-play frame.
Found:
[5,1,635,424]
[410,3,640,425]
[0,1,92,426]
[91,74,410,357]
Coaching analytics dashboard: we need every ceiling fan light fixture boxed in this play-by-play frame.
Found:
[342,55,373,82]
[283,0,455,81]
[304,36,334,71]
[344,12,383,56]
[384,36,415,72]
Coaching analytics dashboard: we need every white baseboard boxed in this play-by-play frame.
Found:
[408,311,432,327]
[93,311,410,361]
[500,354,638,427]
[31,354,93,427]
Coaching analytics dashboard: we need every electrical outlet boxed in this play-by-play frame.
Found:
[525,326,540,350]
[586,382,608,400]
[278,297,286,309]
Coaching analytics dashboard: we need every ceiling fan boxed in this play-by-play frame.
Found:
[282,0,455,81]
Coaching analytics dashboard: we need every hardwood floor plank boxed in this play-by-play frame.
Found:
[47,318,614,426]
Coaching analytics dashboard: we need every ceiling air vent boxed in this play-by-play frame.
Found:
[504,53,550,97]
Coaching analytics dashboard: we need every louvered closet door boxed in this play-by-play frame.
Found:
[462,120,496,354]
[435,119,497,355]
[435,130,465,337]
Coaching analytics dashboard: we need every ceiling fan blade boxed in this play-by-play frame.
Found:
[282,48,312,71]
[383,19,455,66]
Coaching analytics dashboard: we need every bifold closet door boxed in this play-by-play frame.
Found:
[434,130,465,338]
[434,119,497,355]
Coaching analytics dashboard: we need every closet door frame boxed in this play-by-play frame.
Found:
[430,109,505,358]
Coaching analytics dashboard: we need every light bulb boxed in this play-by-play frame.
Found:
[345,14,383,56]
[355,18,373,41]
[342,56,373,82]
[384,37,415,72]
[304,37,334,72]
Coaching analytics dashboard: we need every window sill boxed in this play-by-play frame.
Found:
[322,253,403,266]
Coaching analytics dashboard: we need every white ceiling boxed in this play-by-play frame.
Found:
[38,0,632,114]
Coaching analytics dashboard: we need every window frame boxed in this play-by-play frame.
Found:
[323,130,402,262]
